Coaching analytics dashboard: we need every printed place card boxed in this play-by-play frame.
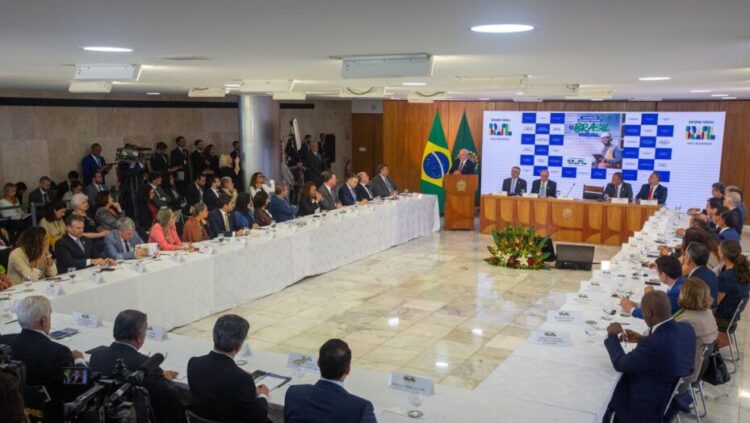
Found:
[529,329,571,347]
[43,283,65,296]
[287,352,319,372]
[146,325,168,341]
[72,311,100,328]
[388,372,435,396]
[130,262,147,273]
[88,273,104,284]
[547,310,584,325]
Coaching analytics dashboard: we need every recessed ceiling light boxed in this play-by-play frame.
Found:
[515,92,524,96]
[711,93,729,97]
[434,361,450,368]
[82,46,133,53]
[471,328,484,336]
[590,98,604,101]
[689,89,711,93]
[470,24,534,34]
[722,97,737,100]
[387,317,400,327]
[638,76,671,81]
[146,92,160,95]
[402,82,426,86]
[224,83,242,88]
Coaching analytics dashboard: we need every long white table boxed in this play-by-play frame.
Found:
[3,195,439,330]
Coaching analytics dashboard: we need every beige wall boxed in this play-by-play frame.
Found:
[279,100,353,177]
[0,94,239,188]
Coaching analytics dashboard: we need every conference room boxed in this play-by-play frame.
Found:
[0,1,749,422]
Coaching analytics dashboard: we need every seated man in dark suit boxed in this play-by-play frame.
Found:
[635,171,668,205]
[603,172,634,203]
[57,170,80,198]
[103,217,148,260]
[318,171,340,211]
[604,291,696,423]
[355,172,375,201]
[90,309,191,422]
[726,185,746,223]
[0,296,86,401]
[55,215,116,273]
[187,315,270,422]
[203,176,221,211]
[28,176,57,207]
[285,339,376,423]
[681,242,719,305]
[530,169,557,198]
[723,191,744,234]
[717,210,741,241]
[185,174,206,208]
[501,166,527,196]
[339,176,367,206]
[207,193,247,238]
[369,164,398,198]
[268,184,297,223]
[449,148,476,175]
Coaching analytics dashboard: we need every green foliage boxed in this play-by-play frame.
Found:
[484,225,549,270]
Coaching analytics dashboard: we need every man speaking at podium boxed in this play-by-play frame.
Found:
[603,172,633,202]
[449,149,476,175]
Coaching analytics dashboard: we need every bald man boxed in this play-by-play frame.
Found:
[604,291,696,422]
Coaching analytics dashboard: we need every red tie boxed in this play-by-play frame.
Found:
[648,187,654,200]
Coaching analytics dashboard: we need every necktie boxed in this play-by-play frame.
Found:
[616,186,621,198]
[510,179,516,193]
[459,161,465,172]
[124,239,131,252]
[364,185,372,199]
[648,187,654,200]
[94,155,101,168]
[223,212,230,231]
[540,182,546,198]
[75,238,85,253]
[384,177,393,192]
[350,187,357,201]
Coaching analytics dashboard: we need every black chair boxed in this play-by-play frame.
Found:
[686,343,714,421]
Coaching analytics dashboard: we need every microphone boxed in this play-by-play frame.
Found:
[565,183,576,198]
[126,352,165,385]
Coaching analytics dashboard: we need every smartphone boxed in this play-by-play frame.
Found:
[49,328,79,340]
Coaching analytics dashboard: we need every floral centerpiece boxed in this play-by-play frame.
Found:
[485,225,550,270]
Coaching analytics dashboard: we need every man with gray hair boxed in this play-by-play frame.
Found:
[0,296,85,400]
[90,309,190,422]
[103,217,147,260]
[449,148,476,175]
[355,172,374,201]
[188,314,270,422]
[723,190,744,234]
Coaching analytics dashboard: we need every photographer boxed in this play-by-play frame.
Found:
[0,296,86,401]
[89,309,191,422]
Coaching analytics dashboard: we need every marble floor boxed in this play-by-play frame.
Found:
[174,230,750,422]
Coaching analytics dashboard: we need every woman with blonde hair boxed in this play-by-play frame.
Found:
[674,277,718,384]
[183,203,211,242]
[148,209,183,251]
[7,226,57,284]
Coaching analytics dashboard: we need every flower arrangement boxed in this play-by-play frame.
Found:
[485,225,550,270]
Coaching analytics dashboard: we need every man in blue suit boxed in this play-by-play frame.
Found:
[682,242,719,306]
[604,291,696,423]
[103,217,147,260]
[82,143,113,186]
[339,176,365,206]
[621,255,683,317]
[285,339,377,423]
[718,210,741,241]
[449,149,476,175]
[207,193,242,238]
[268,184,297,223]
[635,172,668,205]
[603,172,633,203]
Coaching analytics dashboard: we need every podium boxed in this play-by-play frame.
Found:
[443,174,478,230]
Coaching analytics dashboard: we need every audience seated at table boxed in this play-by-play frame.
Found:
[0,296,87,401]
[187,314,270,422]
[69,193,109,242]
[94,191,124,231]
[339,175,367,206]
[285,338,377,423]
[674,278,718,386]
[717,210,741,241]
[89,309,191,422]
[161,173,187,215]
[369,164,398,198]
[183,202,211,243]
[604,291,695,422]
[248,172,274,199]
[28,176,57,207]
[7,226,56,285]
[621,255,683,318]
[253,191,274,227]
[681,242,720,305]
[530,169,557,198]
[39,200,67,249]
[297,182,322,217]
[635,171,668,205]
[55,215,115,272]
[268,184,297,223]
[714,240,750,350]
[149,209,183,251]
[723,191,744,235]
[103,217,147,261]
[203,176,221,212]
[355,172,375,201]
[220,175,238,204]
[231,192,258,231]
[603,172,633,203]
[501,166,527,196]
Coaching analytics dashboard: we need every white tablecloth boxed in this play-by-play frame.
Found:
[4,195,439,330]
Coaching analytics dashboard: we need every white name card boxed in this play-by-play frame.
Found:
[130,262,148,273]
[529,329,571,347]
[580,281,610,295]
[611,198,629,204]
[43,283,64,296]
[72,311,100,328]
[232,238,247,247]
[523,193,539,198]
[200,245,216,255]
[170,254,186,264]
[388,372,435,396]
[146,326,168,341]
[641,199,658,206]
[287,352,319,372]
[547,310,584,325]
[88,273,104,284]
[495,191,508,196]
[569,293,594,306]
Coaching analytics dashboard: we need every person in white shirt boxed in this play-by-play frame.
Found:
[248,172,275,199]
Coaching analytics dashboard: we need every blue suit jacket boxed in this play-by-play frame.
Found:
[82,154,109,186]
[690,266,719,307]
[636,184,668,205]
[632,277,683,319]
[449,158,476,174]
[268,195,297,223]
[103,230,145,261]
[207,209,232,238]
[339,185,359,206]
[718,227,740,242]
[284,380,377,423]
[230,210,255,231]
[604,319,695,423]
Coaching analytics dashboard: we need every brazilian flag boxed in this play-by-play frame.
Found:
[420,111,451,212]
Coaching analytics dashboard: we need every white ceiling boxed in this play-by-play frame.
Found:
[1,0,749,100]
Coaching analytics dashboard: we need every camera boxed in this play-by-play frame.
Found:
[115,146,154,164]
[0,344,26,392]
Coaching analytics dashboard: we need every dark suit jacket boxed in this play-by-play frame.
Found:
[604,182,634,203]
[727,208,744,234]
[318,184,338,211]
[355,184,374,201]
[190,150,206,177]
[690,266,719,306]
[501,177,527,195]
[90,342,190,422]
[338,185,359,206]
[268,195,297,223]
[28,188,57,207]
[187,351,269,423]
[304,152,325,187]
[207,209,232,237]
[636,184,668,205]
[604,319,695,423]
[297,198,320,217]
[284,379,377,423]
[185,183,204,207]
[531,179,557,198]
[55,234,97,273]
[719,227,741,242]
[82,154,109,186]
[170,147,191,182]
[150,153,170,174]
[448,159,476,175]
[0,329,77,400]
[369,175,398,198]
[203,188,220,211]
